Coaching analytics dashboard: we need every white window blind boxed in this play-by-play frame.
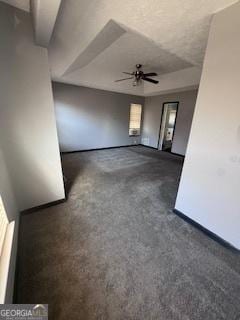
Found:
[129,104,142,136]
[0,196,8,257]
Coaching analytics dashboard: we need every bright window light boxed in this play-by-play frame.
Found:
[0,196,8,257]
[129,104,142,136]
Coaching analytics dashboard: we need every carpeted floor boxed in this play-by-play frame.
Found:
[16,146,240,320]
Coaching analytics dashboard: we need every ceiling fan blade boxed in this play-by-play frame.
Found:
[143,72,158,77]
[123,72,134,75]
[115,77,134,82]
[142,77,159,84]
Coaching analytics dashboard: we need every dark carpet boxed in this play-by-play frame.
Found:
[16,146,240,320]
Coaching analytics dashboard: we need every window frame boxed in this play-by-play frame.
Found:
[0,196,9,258]
[129,103,142,137]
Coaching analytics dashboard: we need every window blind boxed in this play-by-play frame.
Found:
[0,196,8,257]
[129,104,142,136]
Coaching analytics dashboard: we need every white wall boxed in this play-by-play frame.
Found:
[0,3,65,211]
[0,147,19,304]
[53,82,144,152]
[0,149,18,222]
[175,2,240,249]
[141,90,198,155]
[31,0,62,47]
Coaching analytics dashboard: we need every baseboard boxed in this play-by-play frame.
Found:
[170,152,185,158]
[140,144,185,158]
[61,144,140,154]
[61,144,185,154]
[140,144,158,150]
[173,209,239,252]
[21,198,66,216]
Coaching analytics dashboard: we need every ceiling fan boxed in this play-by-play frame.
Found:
[115,64,159,86]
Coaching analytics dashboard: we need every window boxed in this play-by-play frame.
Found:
[0,196,8,258]
[129,104,142,136]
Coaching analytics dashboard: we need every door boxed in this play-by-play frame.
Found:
[158,102,178,152]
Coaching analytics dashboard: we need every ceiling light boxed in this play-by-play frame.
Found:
[115,64,159,87]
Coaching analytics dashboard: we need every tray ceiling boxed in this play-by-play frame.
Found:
[46,0,239,95]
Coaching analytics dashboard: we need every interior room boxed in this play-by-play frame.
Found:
[0,0,239,319]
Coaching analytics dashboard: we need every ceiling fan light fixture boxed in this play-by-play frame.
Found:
[115,64,159,86]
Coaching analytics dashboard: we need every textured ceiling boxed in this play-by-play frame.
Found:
[64,22,193,76]
[58,27,197,96]
[47,0,239,95]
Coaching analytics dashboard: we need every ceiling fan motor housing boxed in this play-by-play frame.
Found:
[115,64,159,85]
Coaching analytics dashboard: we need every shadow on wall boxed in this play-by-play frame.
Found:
[0,120,64,211]
[52,82,144,152]
[0,6,65,211]
[60,153,81,199]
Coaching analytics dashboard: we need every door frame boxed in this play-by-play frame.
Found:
[157,101,179,152]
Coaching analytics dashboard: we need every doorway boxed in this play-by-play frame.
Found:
[158,102,178,152]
